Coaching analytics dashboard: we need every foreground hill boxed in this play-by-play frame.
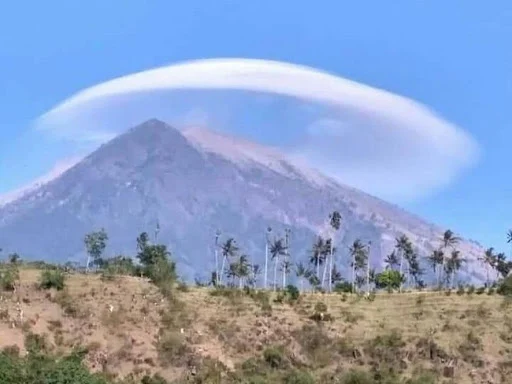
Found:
[0,119,485,282]
[1,267,511,383]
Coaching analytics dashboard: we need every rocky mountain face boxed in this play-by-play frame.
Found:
[0,119,485,282]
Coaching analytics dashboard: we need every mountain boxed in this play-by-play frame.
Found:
[0,119,486,282]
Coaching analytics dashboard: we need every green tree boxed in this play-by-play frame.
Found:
[84,229,108,272]
[374,269,404,291]
[445,249,465,288]
[270,237,287,291]
[310,237,326,282]
[219,238,239,285]
[440,229,460,287]
[327,211,342,292]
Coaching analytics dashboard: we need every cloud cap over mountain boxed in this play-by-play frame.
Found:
[35,58,479,202]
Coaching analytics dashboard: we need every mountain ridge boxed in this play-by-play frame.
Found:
[0,119,486,282]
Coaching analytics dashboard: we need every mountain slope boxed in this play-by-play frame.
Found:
[0,119,485,282]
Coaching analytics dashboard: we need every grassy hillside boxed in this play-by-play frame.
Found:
[1,266,512,383]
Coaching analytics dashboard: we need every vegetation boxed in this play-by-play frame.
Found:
[1,217,512,383]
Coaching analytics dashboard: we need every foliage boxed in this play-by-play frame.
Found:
[374,270,404,291]
[84,229,108,270]
[39,269,66,290]
[0,264,19,291]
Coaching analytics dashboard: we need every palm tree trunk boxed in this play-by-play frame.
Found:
[220,257,226,285]
[273,257,279,291]
[214,246,219,286]
[351,255,355,294]
[264,242,268,289]
[328,242,333,292]
[399,251,403,293]
[316,259,320,281]
[321,260,328,288]
[282,263,286,288]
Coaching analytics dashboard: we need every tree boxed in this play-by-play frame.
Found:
[445,249,465,288]
[375,269,404,291]
[135,232,176,285]
[282,228,292,288]
[384,251,399,270]
[328,211,342,292]
[84,229,108,272]
[310,237,326,282]
[349,239,367,293]
[213,230,221,287]
[480,248,496,287]
[8,253,20,265]
[495,252,512,279]
[440,229,460,287]
[295,262,307,293]
[394,235,411,292]
[264,227,272,289]
[219,238,239,285]
[270,237,287,291]
[427,249,444,287]
[228,254,251,288]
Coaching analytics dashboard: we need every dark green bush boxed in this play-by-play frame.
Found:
[39,269,65,290]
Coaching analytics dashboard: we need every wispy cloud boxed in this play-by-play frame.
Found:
[34,58,480,202]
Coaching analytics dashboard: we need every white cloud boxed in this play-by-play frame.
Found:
[34,58,479,202]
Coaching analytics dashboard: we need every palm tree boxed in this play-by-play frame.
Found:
[264,227,272,289]
[282,228,292,288]
[384,251,399,270]
[480,247,496,287]
[310,237,326,281]
[427,249,444,287]
[440,229,460,287]
[219,238,239,285]
[446,249,465,288]
[214,229,221,286]
[395,235,410,293]
[328,211,342,292]
[295,262,307,293]
[349,239,366,293]
[270,238,287,291]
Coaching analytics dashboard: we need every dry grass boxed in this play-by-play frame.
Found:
[0,269,511,382]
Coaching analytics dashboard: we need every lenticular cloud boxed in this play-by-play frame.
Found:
[35,58,479,201]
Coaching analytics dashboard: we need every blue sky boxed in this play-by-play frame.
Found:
[0,1,510,250]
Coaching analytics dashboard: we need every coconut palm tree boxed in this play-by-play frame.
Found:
[310,236,326,281]
[349,239,366,293]
[214,229,221,286]
[270,237,287,291]
[295,262,307,293]
[446,249,465,288]
[219,238,239,285]
[395,235,410,293]
[328,211,342,292]
[440,229,460,287]
[264,227,272,289]
[384,251,399,270]
[479,247,496,287]
[427,249,444,287]
[282,228,292,288]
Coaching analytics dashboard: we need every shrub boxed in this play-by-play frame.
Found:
[498,275,512,296]
[285,284,300,302]
[0,267,18,291]
[334,281,353,293]
[283,369,315,384]
[39,270,65,290]
[263,346,286,369]
[466,285,475,295]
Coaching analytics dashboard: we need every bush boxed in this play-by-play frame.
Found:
[39,270,65,290]
[263,347,286,369]
[0,265,18,291]
[334,281,353,293]
[498,276,512,295]
[283,369,315,384]
[285,285,300,302]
